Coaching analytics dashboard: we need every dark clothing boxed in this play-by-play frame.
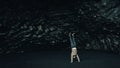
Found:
[69,34,76,48]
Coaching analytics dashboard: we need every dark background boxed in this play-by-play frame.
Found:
[0,0,120,54]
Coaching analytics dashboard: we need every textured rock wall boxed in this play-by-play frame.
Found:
[0,0,120,54]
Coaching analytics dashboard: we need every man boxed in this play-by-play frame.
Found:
[69,32,80,63]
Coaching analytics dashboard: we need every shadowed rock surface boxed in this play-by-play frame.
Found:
[0,0,120,54]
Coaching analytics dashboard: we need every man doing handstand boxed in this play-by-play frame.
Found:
[69,32,80,63]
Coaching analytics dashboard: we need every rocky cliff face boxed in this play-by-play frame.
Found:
[0,0,120,54]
